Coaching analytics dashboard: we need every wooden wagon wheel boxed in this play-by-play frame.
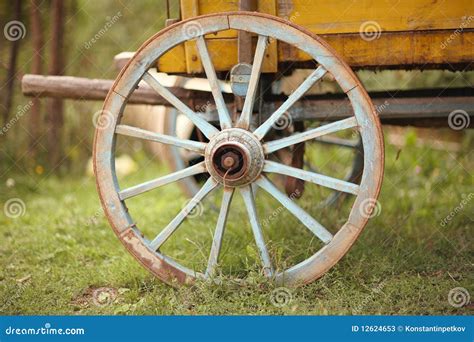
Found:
[93,12,384,285]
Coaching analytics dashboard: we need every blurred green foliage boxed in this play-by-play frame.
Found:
[0,0,473,177]
[1,0,177,175]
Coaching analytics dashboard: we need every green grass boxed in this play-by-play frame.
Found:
[0,129,472,315]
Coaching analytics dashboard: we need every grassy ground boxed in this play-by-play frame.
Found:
[0,129,472,315]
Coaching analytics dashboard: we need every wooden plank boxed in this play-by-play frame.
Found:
[21,74,163,104]
[181,0,278,39]
[281,0,473,34]
[158,29,474,72]
[287,29,474,68]
[21,74,220,106]
[157,44,187,73]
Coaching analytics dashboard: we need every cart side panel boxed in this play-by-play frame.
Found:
[157,0,474,73]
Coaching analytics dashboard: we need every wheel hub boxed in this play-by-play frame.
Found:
[205,129,264,187]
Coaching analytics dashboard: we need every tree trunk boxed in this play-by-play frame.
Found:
[47,0,66,169]
[2,0,23,125]
[29,0,44,157]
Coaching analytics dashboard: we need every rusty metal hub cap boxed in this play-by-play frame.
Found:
[93,12,384,286]
[205,129,264,187]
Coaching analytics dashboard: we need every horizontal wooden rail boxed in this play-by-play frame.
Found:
[21,74,219,106]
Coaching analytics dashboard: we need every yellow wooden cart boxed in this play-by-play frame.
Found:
[22,0,474,286]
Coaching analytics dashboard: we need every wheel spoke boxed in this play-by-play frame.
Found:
[237,35,268,130]
[205,187,234,278]
[150,178,218,250]
[264,160,360,195]
[196,36,232,130]
[256,176,333,244]
[240,185,273,277]
[264,116,358,153]
[143,71,219,139]
[119,161,207,200]
[116,124,206,154]
[313,135,359,148]
[254,66,327,139]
